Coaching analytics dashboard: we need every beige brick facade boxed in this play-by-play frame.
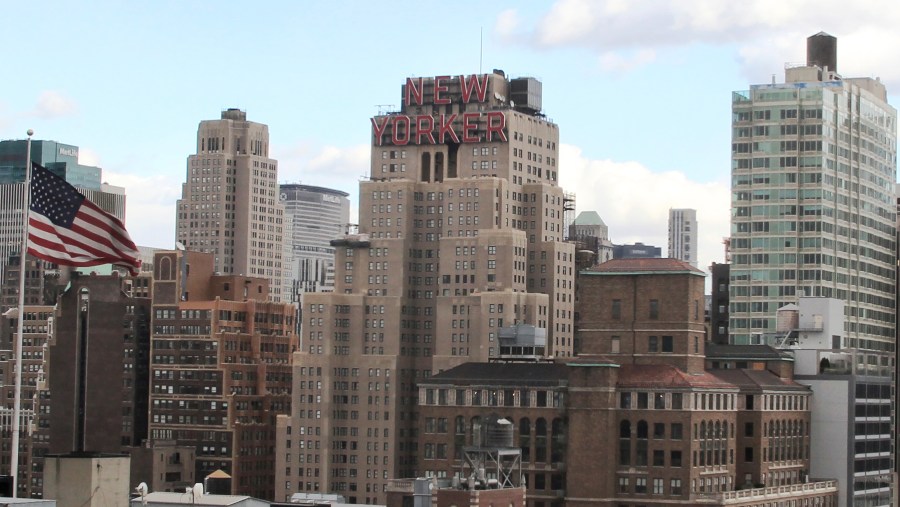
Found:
[274,71,575,504]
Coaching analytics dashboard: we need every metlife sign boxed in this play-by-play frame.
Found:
[58,146,78,158]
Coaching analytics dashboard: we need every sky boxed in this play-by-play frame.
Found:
[2,0,899,277]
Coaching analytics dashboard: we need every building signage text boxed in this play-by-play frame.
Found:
[371,74,508,146]
[58,146,78,158]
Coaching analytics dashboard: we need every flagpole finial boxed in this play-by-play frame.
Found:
[26,129,33,137]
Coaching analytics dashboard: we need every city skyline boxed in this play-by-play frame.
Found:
[2,1,900,275]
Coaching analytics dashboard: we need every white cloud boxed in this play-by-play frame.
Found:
[559,143,730,273]
[101,170,182,248]
[598,49,656,73]
[32,91,77,119]
[504,0,900,85]
[273,142,370,224]
[494,9,521,40]
[536,0,596,46]
[77,147,102,167]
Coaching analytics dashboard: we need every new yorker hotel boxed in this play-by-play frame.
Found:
[275,71,576,503]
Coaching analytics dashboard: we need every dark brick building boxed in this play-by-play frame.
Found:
[416,259,837,507]
[148,249,297,500]
[709,262,730,344]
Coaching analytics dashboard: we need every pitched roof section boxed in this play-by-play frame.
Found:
[617,363,809,391]
[583,257,706,276]
[427,362,569,387]
[705,343,792,361]
[572,210,606,226]
[617,364,734,389]
[711,368,810,392]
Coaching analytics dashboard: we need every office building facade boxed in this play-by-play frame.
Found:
[728,33,897,349]
[775,297,893,506]
[612,242,661,260]
[668,208,697,266]
[274,71,575,503]
[279,184,350,302]
[175,109,286,301]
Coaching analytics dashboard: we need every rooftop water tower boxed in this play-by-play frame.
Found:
[459,414,522,490]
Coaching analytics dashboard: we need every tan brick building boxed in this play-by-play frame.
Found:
[175,109,286,301]
[274,71,575,503]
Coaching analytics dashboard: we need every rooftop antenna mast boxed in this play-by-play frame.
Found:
[479,27,483,74]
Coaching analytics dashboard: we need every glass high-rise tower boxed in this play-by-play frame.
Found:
[729,33,897,352]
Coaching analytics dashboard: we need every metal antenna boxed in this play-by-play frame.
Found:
[479,27,483,74]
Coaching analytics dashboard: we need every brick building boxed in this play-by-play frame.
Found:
[415,258,837,506]
[148,249,297,500]
[0,273,152,497]
[275,70,576,504]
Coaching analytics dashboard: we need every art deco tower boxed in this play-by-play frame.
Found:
[175,109,286,300]
[274,71,575,503]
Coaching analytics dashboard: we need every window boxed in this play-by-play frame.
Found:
[662,336,674,352]
[654,393,665,410]
[653,450,665,466]
[648,336,658,352]
[744,447,753,462]
[612,299,622,320]
[635,477,647,494]
[611,336,620,353]
[637,392,648,409]
[619,392,631,409]
[653,423,665,439]
[671,393,683,410]
[744,422,753,437]
[653,478,664,494]
[649,300,659,319]
[670,423,683,440]
[618,477,629,493]
[670,450,682,467]
[670,478,682,495]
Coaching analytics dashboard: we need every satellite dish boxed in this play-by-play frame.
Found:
[135,482,148,506]
[175,241,186,251]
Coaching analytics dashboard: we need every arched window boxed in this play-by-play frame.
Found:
[470,416,482,447]
[434,152,444,182]
[619,420,631,438]
[551,418,566,463]
[619,420,631,466]
[637,420,648,439]
[636,420,648,466]
[534,418,548,462]
[421,153,431,182]
[454,416,466,459]
[158,256,173,281]
[519,418,531,462]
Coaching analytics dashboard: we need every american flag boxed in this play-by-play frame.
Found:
[27,162,141,275]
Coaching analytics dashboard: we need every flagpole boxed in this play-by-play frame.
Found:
[11,129,34,497]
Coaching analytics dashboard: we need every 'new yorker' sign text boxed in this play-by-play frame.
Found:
[371,74,509,146]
